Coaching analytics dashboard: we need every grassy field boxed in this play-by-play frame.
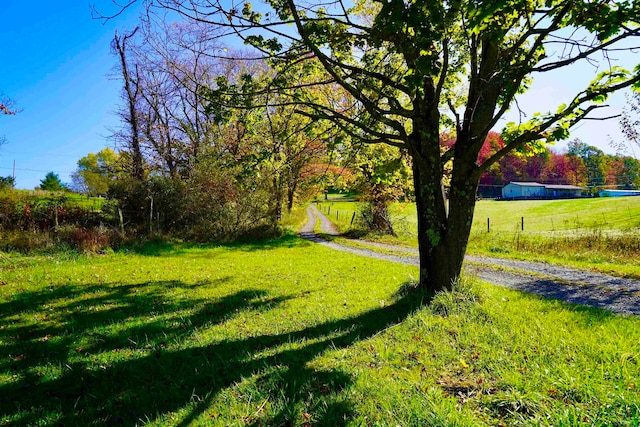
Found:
[7,189,107,210]
[1,236,639,426]
[316,197,640,278]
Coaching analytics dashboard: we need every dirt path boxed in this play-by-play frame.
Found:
[300,204,640,316]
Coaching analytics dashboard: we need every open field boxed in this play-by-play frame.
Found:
[8,189,107,211]
[1,236,639,426]
[316,197,640,278]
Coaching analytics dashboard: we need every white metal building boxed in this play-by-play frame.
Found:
[501,182,545,198]
[501,182,585,199]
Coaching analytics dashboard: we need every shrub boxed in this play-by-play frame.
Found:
[59,226,115,253]
[64,228,111,252]
[0,230,57,253]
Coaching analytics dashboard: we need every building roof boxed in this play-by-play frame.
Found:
[543,184,585,190]
[507,182,545,187]
[505,181,584,190]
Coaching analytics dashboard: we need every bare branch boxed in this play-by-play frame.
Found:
[0,93,19,115]
[91,0,138,22]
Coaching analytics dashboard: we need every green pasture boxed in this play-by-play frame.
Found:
[472,198,640,233]
[1,236,639,426]
[317,196,640,235]
[5,189,106,211]
[315,197,640,277]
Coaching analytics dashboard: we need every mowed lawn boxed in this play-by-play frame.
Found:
[1,235,639,426]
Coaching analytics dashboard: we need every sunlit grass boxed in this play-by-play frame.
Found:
[315,198,640,277]
[1,237,639,425]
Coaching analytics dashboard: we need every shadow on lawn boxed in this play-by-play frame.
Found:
[0,277,429,426]
[505,276,640,317]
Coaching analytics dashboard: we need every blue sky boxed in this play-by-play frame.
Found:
[0,1,139,189]
[0,1,636,189]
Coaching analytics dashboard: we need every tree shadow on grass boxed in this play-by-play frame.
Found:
[503,275,640,317]
[0,277,430,426]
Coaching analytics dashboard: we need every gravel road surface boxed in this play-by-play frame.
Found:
[300,204,640,316]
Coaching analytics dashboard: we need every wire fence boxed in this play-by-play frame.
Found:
[315,200,640,244]
[315,202,360,231]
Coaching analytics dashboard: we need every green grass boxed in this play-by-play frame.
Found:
[473,198,640,233]
[470,199,640,277]
[8,189,107,210]
[1,236,639,426]
[315,198,640,278]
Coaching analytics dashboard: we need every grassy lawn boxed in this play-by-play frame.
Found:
[1,236,639,426]
[315,198,640,278]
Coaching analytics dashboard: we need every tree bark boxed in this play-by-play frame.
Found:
[286,177,297,213]
[412,157,478,292]
[113,29,145,181]
[407,91,482,292]
[368,184,395,236]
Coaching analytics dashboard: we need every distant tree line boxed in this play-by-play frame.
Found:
[474,134,640,197]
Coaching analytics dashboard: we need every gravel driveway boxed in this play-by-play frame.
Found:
[300,204,640,316]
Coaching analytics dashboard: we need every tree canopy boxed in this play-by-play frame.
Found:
[71,148,121,195]
[38,172,67,192]
[106,0,640,291]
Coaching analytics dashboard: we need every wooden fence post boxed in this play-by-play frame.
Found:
[487,218,490,233]
[54,205,59,231]
[149,196,154,235]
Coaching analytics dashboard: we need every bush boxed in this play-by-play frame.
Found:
[179,158,276,241]
[0,230,57,253]
[356,200,396,236]
[0,190,116,232]
[58,226,118,253]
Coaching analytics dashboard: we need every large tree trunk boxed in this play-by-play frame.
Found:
[113,29,145,181]
[408,94,482,291]
[412,156,478,292]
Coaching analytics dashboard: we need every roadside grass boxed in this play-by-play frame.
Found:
[467,230,640,278]
[469,198,640,277]
[2,237,639,426]
[315,198,640,278]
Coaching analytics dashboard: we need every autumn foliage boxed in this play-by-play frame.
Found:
[443,133,640,198]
